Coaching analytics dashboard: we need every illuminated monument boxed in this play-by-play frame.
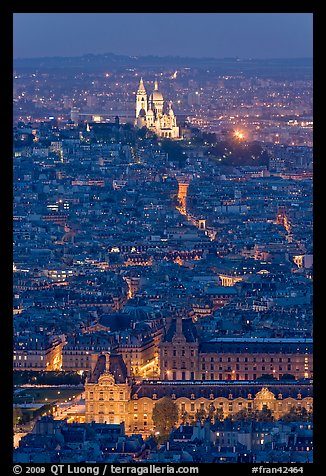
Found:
[135,78,180,138]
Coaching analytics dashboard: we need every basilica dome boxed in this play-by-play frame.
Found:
[150,80,163,102]
[150,91,163,101]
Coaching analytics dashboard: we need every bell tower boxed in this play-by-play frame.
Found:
[136,77,147,118]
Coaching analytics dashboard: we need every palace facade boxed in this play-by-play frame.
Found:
[81,317,312,436]
[159,317,313,381]
[85,353,313,436]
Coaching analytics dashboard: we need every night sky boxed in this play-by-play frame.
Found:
[13,13,312,59]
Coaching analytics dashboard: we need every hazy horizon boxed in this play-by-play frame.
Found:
[13,51,313,61]
[14,13,313,60]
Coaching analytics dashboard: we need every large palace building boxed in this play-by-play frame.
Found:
[135,78,180,138]
[160,317,313,382]
[85,318,313,435]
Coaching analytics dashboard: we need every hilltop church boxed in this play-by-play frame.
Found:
[135,78,180,139]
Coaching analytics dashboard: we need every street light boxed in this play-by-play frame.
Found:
[234,130,244,140]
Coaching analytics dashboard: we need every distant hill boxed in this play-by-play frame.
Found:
[13,52,312,79]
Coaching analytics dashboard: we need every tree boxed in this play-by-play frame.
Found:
[160,139,186,167]
[281,406,299,422]
[152,397,179,440]
[13,406,23,426]
[256,374,277,381]
[195,408,207,423]
[137,126,148,139]
[215,407,224,422]
[180,410,190,425]
[232,408,255,422]
[208,404,216,422]
[255,407,274,421]
[280,374,296,381]
[281,406,311,422]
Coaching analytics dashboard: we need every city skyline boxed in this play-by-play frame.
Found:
[14,13,313,59]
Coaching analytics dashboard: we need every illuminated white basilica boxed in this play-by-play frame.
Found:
[135,78,180,138]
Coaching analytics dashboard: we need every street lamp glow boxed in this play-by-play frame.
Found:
[234,130,244,140]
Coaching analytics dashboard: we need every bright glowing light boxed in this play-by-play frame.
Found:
[234,130,244,140]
